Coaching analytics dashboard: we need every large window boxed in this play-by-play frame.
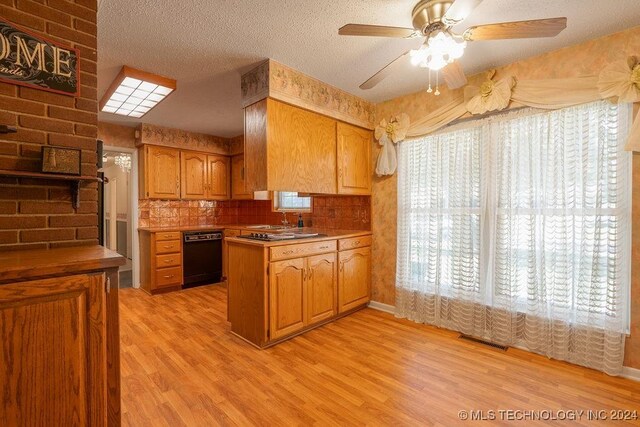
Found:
[397,101,631,331]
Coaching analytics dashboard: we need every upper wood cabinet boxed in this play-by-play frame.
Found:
[206,155,230,200]
[141,145,181,199]
[231,154,252,199]
[245,98,337,194]
[337,122,372,195]
[180,151,208,199]
[141,146,230,200]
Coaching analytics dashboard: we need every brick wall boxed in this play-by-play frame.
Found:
[0,0,98,251]
[139,196,372,231]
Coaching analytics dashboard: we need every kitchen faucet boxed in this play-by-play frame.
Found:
[281,211,290,227]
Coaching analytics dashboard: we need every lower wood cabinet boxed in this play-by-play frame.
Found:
[0,273,107,426]
[269,257,307,339]
[0,246,124,427]
[306,253,338,325]
[338,246,371,313]
[269,252,338,339]
[140,230,183,294]
[228,234,370,347]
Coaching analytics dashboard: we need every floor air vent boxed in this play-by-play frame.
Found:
[459,334,509,351]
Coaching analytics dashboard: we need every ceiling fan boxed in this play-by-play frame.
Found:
[339,0,567,91]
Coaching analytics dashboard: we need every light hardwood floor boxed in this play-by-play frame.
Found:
[120,285,640,426]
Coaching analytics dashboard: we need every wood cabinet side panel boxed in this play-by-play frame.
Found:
[228,243,268,346]
[244,100,268,192]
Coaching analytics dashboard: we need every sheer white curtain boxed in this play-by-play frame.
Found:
[396,101,632,375]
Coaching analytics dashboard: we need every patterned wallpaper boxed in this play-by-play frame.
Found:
[137,123,230,154]
[371,25,640,368]
[241,59,375,129]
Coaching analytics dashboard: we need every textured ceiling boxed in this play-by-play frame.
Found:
[97,0,640,137]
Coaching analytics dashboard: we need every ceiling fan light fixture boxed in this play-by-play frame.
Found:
[410,31,466,71]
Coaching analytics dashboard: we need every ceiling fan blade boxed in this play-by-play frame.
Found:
[463,17,567,41]
[360,50,411,90]
[443,0,484,24]
[339,24,418,38]
[442,61,467,89]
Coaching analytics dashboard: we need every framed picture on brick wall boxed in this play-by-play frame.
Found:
[41,146,82,176]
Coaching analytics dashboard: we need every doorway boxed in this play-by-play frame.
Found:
[101,148,139,288]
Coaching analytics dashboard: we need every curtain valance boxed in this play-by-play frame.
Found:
[375,55,640,176]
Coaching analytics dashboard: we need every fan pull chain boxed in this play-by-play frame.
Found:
[427,69,433,93]
[435,72,440,96]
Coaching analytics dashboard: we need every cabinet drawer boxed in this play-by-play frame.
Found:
[155,239,181,254]
[270,240,336,261]
[338,235,372,251]
[156,231,181,241]
[155,266,182,287]
[156,253,181,268]
[225,229,241,238]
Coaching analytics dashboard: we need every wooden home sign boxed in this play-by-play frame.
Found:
[0,18,79,96]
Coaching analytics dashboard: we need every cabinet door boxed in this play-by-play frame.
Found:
[180,151,208,199]
[336,122,372,195]
[269,258,306,340]
[0,273,107,427]
[338,246,371,313]
[306,253,337,325]
[146,145,180,199]
[206,155,230,200]
[268,99,337,194]
[231,154,252,199]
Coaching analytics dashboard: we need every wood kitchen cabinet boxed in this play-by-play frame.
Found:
[227,233,369,348]
[139,230,183,294]
[338,246,371,313]
[269,258,307,339]
[206,155,230,200]
[141,145,230,201]
[0,246,125,427]
[245,98,337,194]
[0,273,107,426]
[337,122,372,195]
[181,151,208,199]
[269,251,338,339]
[140,145,181,199]
[231,154,252,199]
[306,252,338,325]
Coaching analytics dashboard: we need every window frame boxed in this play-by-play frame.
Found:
[272,191,313,213]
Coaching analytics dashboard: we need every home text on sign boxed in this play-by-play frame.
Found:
[0,18,79,96]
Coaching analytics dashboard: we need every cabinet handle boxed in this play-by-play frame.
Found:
[163,274,174,279]
[339,262,344,272]
[164,234,173,238]
[319,245,329,250]
[303,269,307,281]
[282,250,294,255]
[353,240,360,246]
[163,259,172,263]
[308,268,313,281]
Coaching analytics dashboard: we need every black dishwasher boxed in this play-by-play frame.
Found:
[182,231,223,287]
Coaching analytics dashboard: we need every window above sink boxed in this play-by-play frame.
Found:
[273,191,312,213]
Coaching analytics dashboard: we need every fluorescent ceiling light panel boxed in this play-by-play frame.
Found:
[99,66,176,118]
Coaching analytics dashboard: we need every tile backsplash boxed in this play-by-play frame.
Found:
[139,196,371,230]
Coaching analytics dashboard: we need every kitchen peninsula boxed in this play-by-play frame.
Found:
[226,228,372,347]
